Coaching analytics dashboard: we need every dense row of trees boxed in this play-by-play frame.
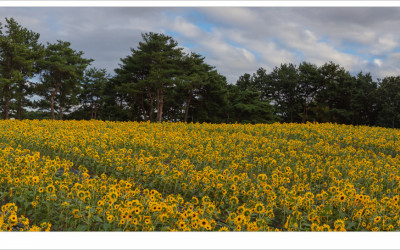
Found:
[1,17,400,128]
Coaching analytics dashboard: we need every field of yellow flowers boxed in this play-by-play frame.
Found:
[1,120,400,231]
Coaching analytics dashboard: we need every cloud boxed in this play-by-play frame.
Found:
[2,7,400,83]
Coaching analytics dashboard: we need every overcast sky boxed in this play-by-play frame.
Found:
[1,7,400,83]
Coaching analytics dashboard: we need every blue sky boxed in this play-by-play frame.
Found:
[2,7,400,83]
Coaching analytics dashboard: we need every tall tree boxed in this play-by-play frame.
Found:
[227,74,274,124]
[376,76,400,128]
[138,33,183,122]
[77,67,109,120]
[114,32,183,122]
[191,69,229,123]
[351,72,378,126]
[175,52,214,122]
[38,40,92,120]
[0,17,43,119]
[269,63,301,122]
[314,62,354,124]
[297,62,322,123]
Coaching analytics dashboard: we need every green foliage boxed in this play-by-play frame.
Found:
[376,76,400,128]
[37,40,92,120]
[0,17,44,119]
[227,74,274,124]
[70,67,109,120]
[2,17,400,128]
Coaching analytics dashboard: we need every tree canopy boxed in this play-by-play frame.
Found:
[2,17,400,129]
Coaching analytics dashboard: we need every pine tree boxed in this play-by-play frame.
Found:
[0,17,44,119]
[38,40,92,120]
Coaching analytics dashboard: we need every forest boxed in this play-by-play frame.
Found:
[1,17,400,128]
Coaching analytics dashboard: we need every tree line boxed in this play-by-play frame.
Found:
[1,17,400,128]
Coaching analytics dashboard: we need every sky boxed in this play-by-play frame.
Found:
[1,7,400,83]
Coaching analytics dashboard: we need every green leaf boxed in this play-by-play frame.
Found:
[24,201,30,209]
[93,216,103,223]
[103,223,111,231]
[76,224,88,231]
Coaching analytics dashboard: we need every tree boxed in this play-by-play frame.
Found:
[376,76,400,128]
[174,52,214,122]
[251,67,273,101]
[269,63,302,122]
[190,69,229,123]
[137,33,183,122]
[227,81,274,124]
[351,72,378,126]
[0,17,44,119]
[314,62,354,124]
[297,62,323,123]
[77,67,109,120]
[38,40,92,120]
[114,32,193,122]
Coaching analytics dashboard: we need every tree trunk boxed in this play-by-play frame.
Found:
[50,85,59,120]
[184,93,192,123]
[90,101,94,120]
[59,106,63,120]
[16,81,23,120]
[305,104,309,123]
[17,98,22,120]
[156,90,164,122]
[148,89,154,122]
[3,85,10,120]
[302,102,308,123]
[94,105,99,120]
[139,94,148,121]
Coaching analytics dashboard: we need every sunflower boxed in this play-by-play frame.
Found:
[145,218,151,225]
[199,219,208,228]
[107,215,114,223]
[72,209,81,219]
[134,207,141,214]
[191,220,199,229]
[374,216,381,224]
[150,204,158,212]
[234,215,246,225]
[8,213,18,224]
[338,193,346,202]
[6,203,17,212]
[118,219,126,226]
[159,214,168,222]
[46,184,55,194]
[178,221,186,230]
[255,203,265,213]
[334,219,345,230]
[109,192,118,200]
[131,218,138,225]
[230,196,239,205]
[191,197,199,205]
[32,176,39,184]
[50,194,57,201]
[38,187,44,193]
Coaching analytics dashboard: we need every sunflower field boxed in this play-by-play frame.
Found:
[1,120,400,231]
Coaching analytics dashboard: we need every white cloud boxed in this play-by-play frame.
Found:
[3,7,400,83]
[172,16,203,39]
[374,59,383,67]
